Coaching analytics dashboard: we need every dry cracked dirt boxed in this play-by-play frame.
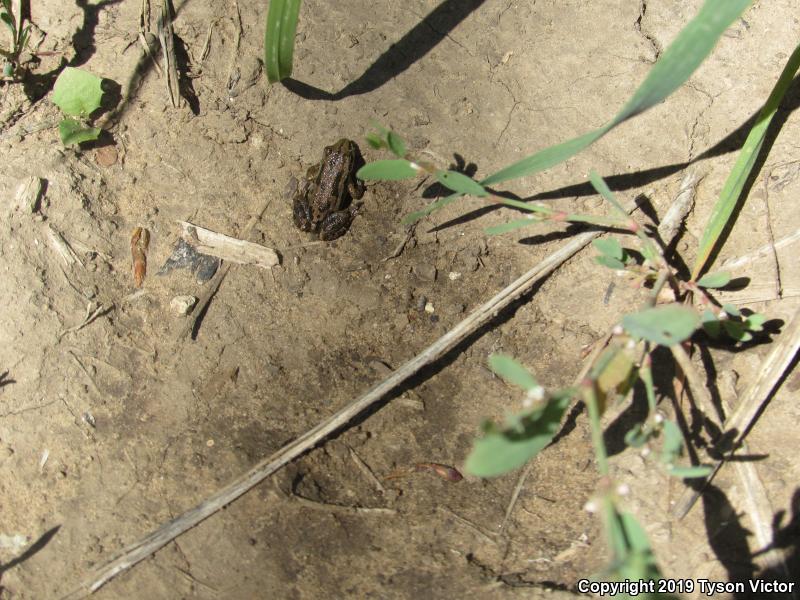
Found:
[0,1,798,599]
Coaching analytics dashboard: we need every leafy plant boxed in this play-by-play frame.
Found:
[264,0,301,83]
[0,0,31,78]
[358,0,754,224]
[51,67,104,146]
[355,0,798,592]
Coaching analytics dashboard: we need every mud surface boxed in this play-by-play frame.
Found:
[0,1,798,598]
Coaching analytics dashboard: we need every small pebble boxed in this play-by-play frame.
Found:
[171,295,197,316]
[424,301,435,314]
[448,271,462,281]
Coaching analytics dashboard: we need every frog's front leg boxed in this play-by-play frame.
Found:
[319,205,360,241]
[348,175,365,201]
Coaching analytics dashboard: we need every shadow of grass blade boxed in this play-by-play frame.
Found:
[691,41,800,280]
[481,0,752,188]
[264,0,302,83]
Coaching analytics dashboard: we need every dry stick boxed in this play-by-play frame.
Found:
[64,226,603,598]
[670,343,724,430]
[498,172,701,536]
[157,0,180,107]
[673,305,800,518]
[175,200,271,342]
[673,306,800,579]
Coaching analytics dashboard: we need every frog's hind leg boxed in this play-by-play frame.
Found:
[292,195,317,233]
[319,206,359,241]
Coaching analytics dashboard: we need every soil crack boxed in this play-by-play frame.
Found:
[635,0,662,63]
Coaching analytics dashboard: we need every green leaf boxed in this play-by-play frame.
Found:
[436,170,488,197]
[745,313,766,331]
[402,192,462,224]
[357,159,418,181]
[623,304,700,346]
[488,354,538,391]
[701,309,720,338]
[625,424,649,448]
[264,0,302,83]
[722,303,741,317]
[58,118,101,146]
[495,197,544,213]
[721,319,751,342]
[601,503,665,586]
[667,465,713,479]
[696,271,731,288]
[481,0,752,187]
[482,129,606,186]
[484,217,538,236]
[693,42,800,279]
[465,394,571,477]
[52,67,104,116]
[595,255,626,270]
[365,132,384,150]
[589,171,626,214]
[386,131,406,158]
[593,238,623,260]
[660,419,684,463]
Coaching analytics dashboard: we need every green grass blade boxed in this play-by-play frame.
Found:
[481,0,751,187]
[488,354,538,391]
[264,0,302,83]
[402,192,462,224]
[485,218,539,236]
[691,41,800,279]
[481,128,607,186]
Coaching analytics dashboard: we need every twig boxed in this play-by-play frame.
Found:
[436,506,497,546]
[46,225,84,268]
[348,447,386,495]
[761,170,782,299]
[273,480,394,515]
[670,343,723,430]
[67,350,102,399]
[176,200,271,341]
[58,304,111,340]
[724,305,800,444]
[64,225,610,598]
[157,0,180,107]
[673,306,800,578]
[382,225,416,262]
[720,228,800,270]
[177,220,279,268]
[226,0,243,93]
[657,171,701,245]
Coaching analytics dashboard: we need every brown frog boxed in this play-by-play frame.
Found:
[292,139,365,241]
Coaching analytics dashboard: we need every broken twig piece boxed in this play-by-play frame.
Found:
[178,221,279,269]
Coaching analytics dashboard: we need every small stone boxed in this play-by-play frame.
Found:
[424,301,435,314]
[448,271,462,281]
[171,295,197,316]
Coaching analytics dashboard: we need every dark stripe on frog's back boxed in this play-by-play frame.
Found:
[316,151,347,205]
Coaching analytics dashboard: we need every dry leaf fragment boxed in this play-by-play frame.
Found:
[131,227,150,288]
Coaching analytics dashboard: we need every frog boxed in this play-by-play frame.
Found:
[291,139,365,241]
